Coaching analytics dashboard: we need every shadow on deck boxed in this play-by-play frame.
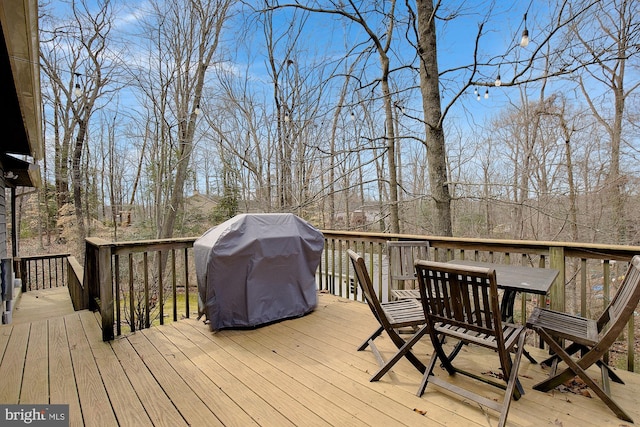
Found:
[1,288,639,426]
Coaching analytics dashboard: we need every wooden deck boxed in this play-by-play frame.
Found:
[1,288,639,426]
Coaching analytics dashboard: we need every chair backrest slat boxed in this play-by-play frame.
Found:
[388,241,430,286]
[598,256,640,343]
[416,260,501,341]
[348,250,384,322]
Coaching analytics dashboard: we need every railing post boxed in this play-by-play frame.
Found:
[549,246,566,313]
[98,243,114,341]
[16,258,27,292]
[84,238,114,340]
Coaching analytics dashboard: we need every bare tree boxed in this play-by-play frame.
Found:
[40,0,121,246]
[133,0,233,239]
[572,0,640,243]
[265,0,404,232]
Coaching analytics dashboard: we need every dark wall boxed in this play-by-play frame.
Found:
[0,160,6,259]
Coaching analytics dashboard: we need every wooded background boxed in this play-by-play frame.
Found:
[24,0,640,253]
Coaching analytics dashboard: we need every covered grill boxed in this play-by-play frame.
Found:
[194,213,323,331]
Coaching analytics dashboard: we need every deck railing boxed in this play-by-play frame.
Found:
[13,253,70,292]
[11,253,88,312]
[82,231,640,372]
[84,237,197,341]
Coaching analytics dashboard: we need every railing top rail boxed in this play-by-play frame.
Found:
[320,230,640,262]
[86,236,197,247]
[13,253,71,261]
[83,230,640,263]
[86,237,197,256]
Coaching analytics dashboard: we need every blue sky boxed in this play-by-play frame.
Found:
[43,1,639,184]
[55,0,547,125]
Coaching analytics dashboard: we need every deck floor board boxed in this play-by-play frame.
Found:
[109,334,188,427]
[147,324,266,427]
[49,316,83,427]
[78,311,153,427]
[20,320,49,404]
[172,320,332,427]
[65,313,119,427]
[2,287,640,426]
[0,323,30,404]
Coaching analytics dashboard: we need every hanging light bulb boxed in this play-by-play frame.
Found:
[194,104,201,115]
[477,92,481,101]
[495,74,502,87]
[520,28,529,47]
[484,89,489,99]
[474,87,478,95]
[74,83,82,97]
[520,13,529,47]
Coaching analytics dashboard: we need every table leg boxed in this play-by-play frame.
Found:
[501,290,537,364]
[501,290,517,323]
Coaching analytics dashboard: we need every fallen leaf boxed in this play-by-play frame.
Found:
[556,375,592,397]
[481,370,504,380]
[413,408,427,416]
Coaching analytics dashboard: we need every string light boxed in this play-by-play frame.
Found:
[194,104,201,115]
[495,73,502,87]
[520,13,529,47]
[484,89,489,99]
[73,72,82,97]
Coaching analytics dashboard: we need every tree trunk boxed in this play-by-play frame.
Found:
[71,118,87,241]
[416,0,452,237]
[159,116,197,239]
[381,73,401,234]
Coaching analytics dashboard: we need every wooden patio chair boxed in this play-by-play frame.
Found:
[415,260,527,427]
[347,249,429,382]
[526,255,640,423]
[387,240,430,300]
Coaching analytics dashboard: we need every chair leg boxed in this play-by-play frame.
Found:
[370,325,429,381]
[358,326,384,351]
[416,349,440,397]
[533,329,634,423]
[521,346,538,364]
[597,360,625,384]
[541,342,579,363]
[538,348,624,387]
[539,342,622,384]
[446,340,464,363]
[498,332,526,427]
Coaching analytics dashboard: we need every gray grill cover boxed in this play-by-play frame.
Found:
[194,213,323,331]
